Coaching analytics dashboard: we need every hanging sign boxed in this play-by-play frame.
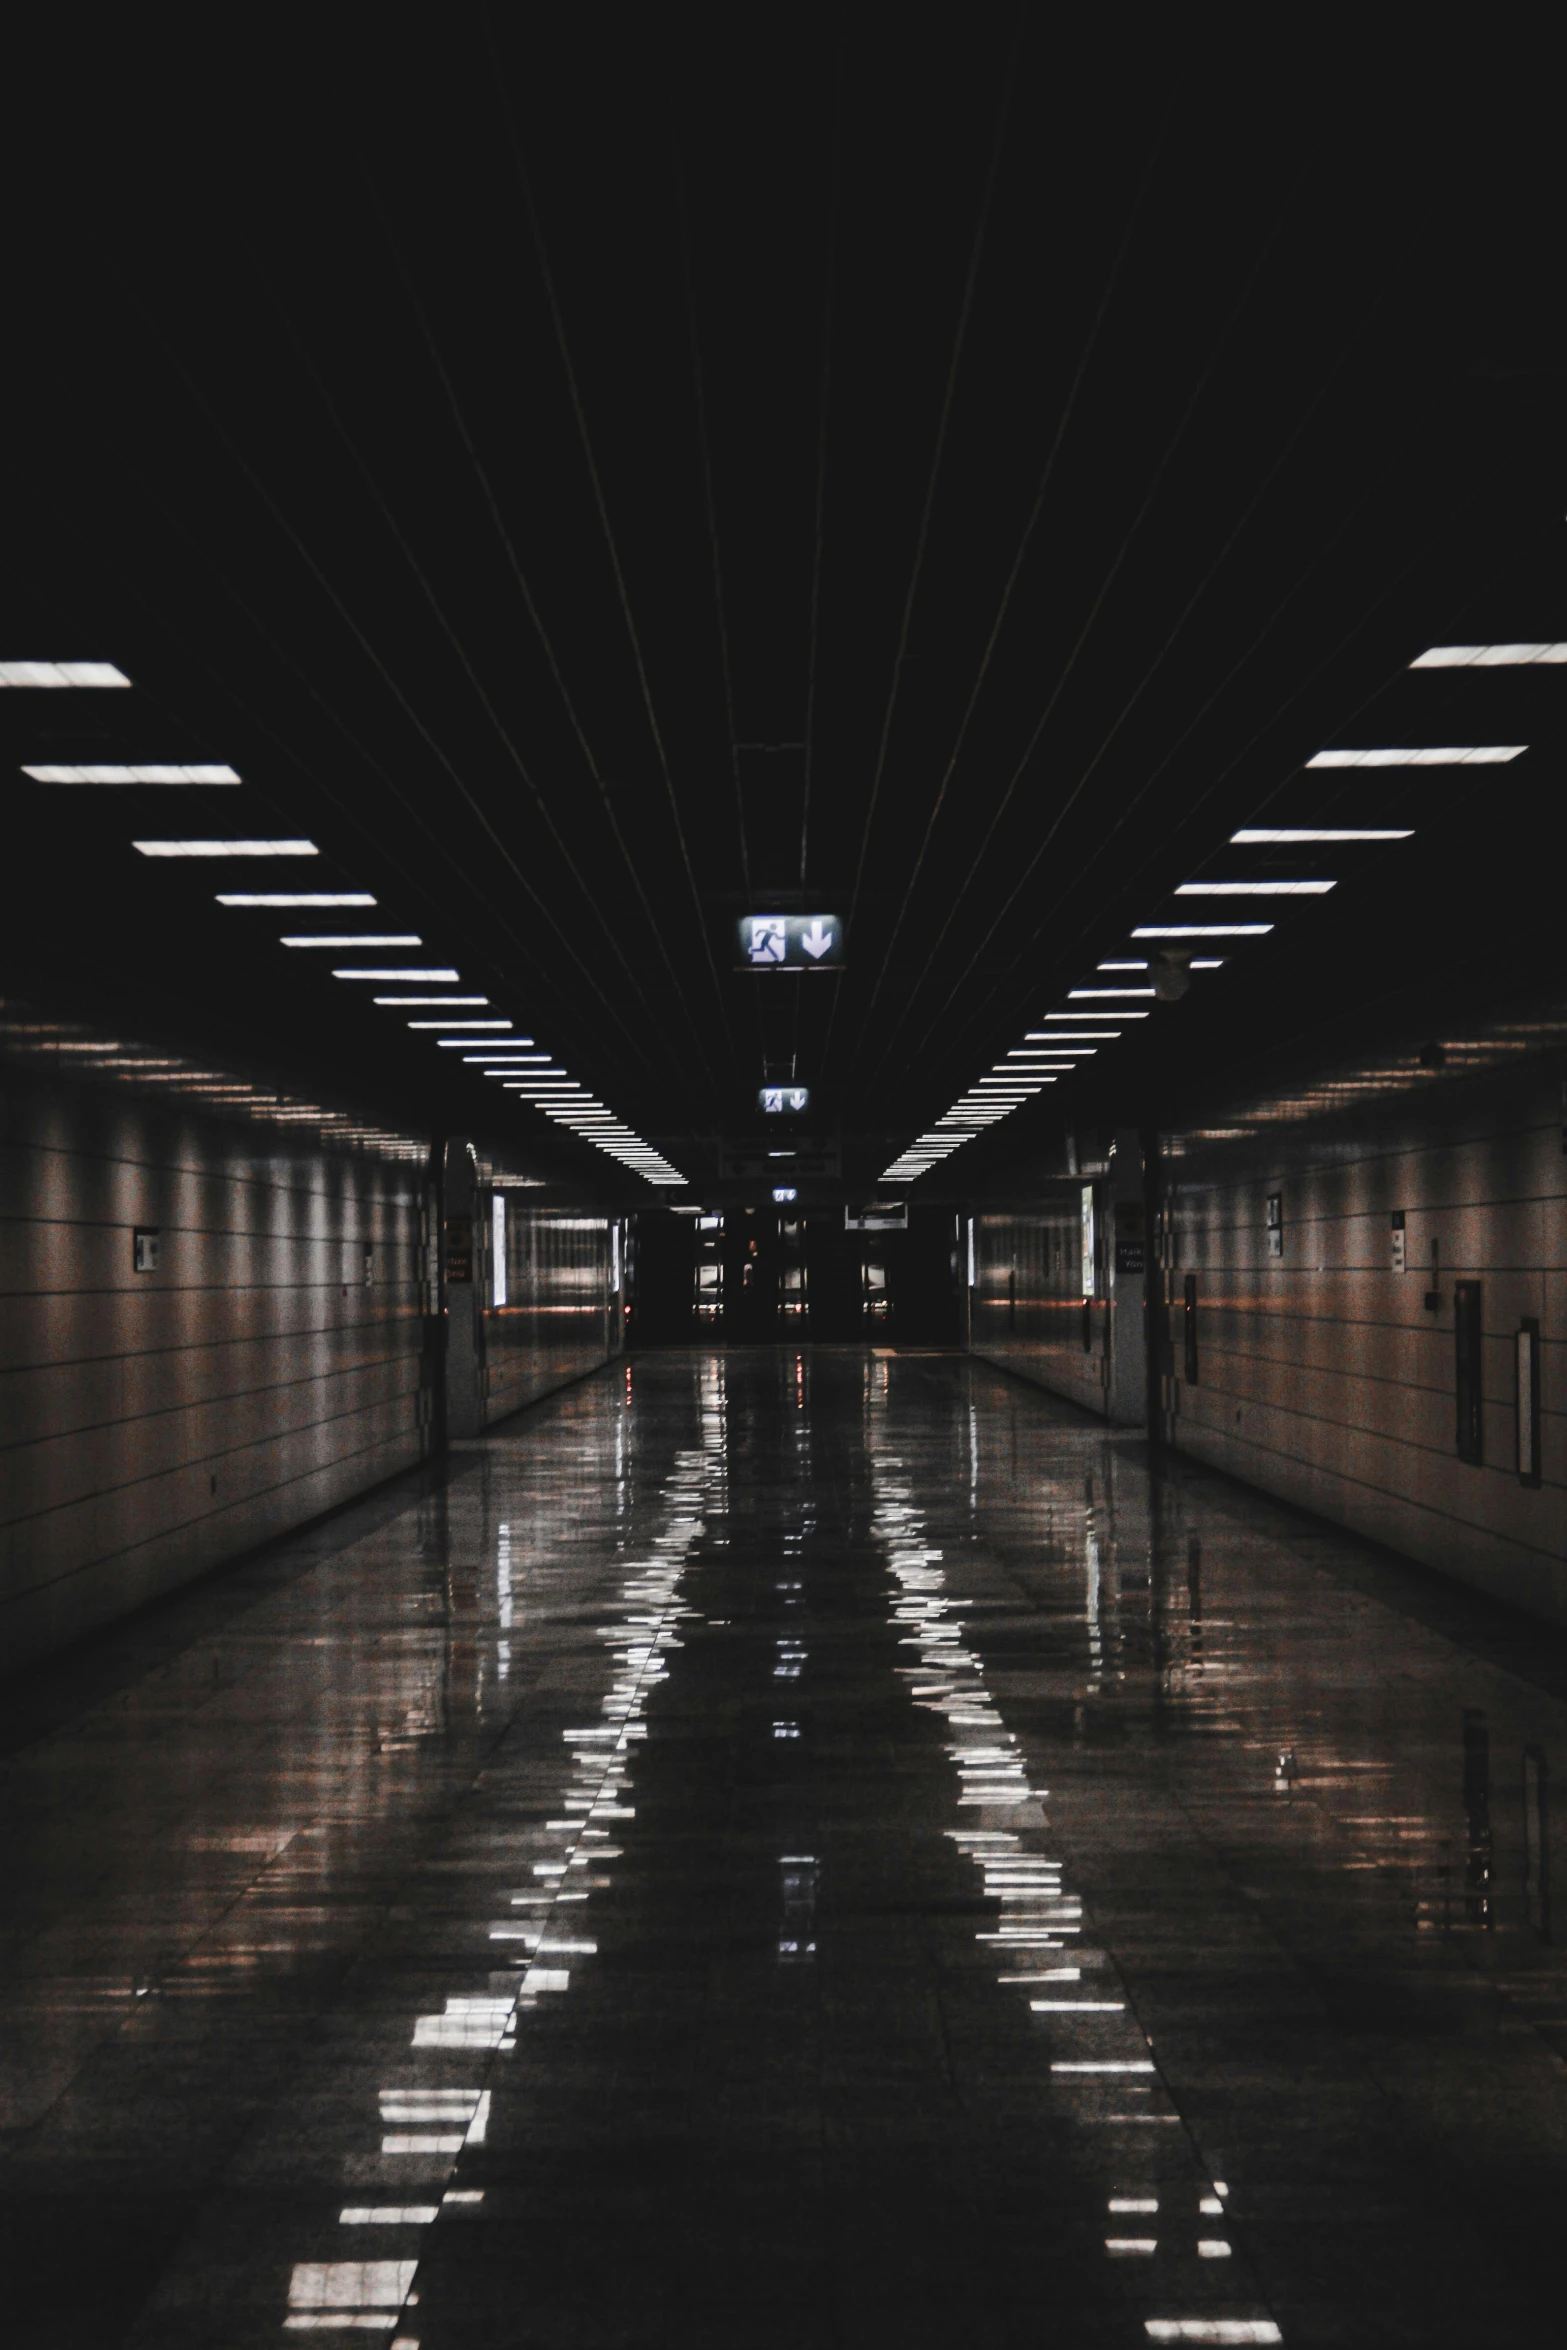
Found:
[736,914,845,970]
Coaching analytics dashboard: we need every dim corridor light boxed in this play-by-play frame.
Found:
[0,659,130,686]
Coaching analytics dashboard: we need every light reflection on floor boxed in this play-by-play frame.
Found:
[3,1350,1567,2346]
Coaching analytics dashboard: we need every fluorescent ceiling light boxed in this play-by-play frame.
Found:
[1099,960,1148,970]
[219,892,374,907]
[374,995,488,1006]
[0,660,130,687]
[1192,958,1224,968]
[135,839,317,857]
[1231,828,1411,843]
[24,763,240,785]
[1041,1010,1145,1021]
[1174,880,1334,896]
[409,1018,510,1030]
[1308,745,1523,766]
[1069,987,1155,997]
[1134,923,1272,937]
[284,935,419,947]
[1410,644,1567,668]
[337,971,459,985]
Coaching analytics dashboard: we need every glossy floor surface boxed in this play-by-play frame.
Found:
[5,1350,1567,2349]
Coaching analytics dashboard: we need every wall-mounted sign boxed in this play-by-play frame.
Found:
[1113,1201,1145,1277]
[444,1215,473,1284]
[845,1203,907,1230]
[1080,1185,1096,1297]
[1266,1192,1283,1259]
[132,1226,161,1273]
[736,914,844,970]
[759,1086,811,1114]
[772,1186,798,1203]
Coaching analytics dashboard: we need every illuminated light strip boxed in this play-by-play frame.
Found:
[374,995,487,1005]
[335,967,457,980]
[1411,643,1567,667]
[1143,2327,1282,2345]
[284,935,421,947]
[1231,828,1411,843]
[1174,880,1334,896]
[1069,987,1155,997]
[220,892,375,907]
[25,763,240,784]
[1308,744,1523,765]
[1133,924,1271,938]
[136,838,318,857]
[0,660,130,687]
[408,1019,511,1030]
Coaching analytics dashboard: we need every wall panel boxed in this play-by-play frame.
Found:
[971,1200,1110,1417]
[483,1207,616,1421]
[1164,1057,1566,1623]
[0,1067,430,1668]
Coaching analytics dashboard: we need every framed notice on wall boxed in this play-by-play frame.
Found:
[444,1216,473,1285]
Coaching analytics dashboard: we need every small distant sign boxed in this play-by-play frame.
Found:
[844,1203,907,1231]
[1113,1201,1145,1278]
[759,1085,811,1115]
[444,1215,473,1284]
[132,1226,161,1273]
[736,914,844,970]
[772,1186,799,1203]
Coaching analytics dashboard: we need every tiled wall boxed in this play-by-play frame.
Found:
[971,1202,1111,1417]
[483,1206,619,1420]
[1,1066,431,1669]
[1164,1056,1566,1624]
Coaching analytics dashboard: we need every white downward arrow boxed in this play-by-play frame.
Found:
[799,921,833,959]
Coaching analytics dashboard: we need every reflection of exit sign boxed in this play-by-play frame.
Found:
[736,914,844,969]
[759,1086,811,1114]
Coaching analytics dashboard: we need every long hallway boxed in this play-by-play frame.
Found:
[4,1350,1567,2348]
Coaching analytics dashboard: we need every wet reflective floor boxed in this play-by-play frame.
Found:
[5,1349,1567,2348]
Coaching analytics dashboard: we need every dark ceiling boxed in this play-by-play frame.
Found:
[3,24,1562,1198]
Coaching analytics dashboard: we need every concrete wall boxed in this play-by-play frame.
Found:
[968,1056,1565,1625]
[0,1066,431,1670]
[1163,1055,1566,1623]
[0,1066,624,1671]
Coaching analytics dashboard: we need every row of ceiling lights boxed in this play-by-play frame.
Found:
[880,641,1547,1182]
[1,661,686,1186]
